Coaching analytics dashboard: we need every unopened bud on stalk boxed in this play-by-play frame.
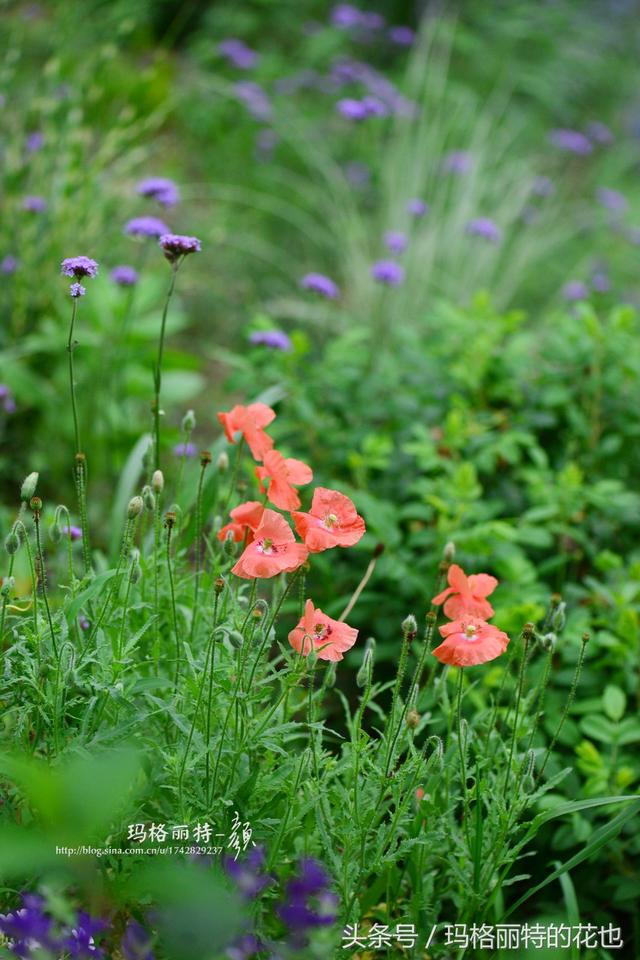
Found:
[129,548,142,584]
[253,598,269,620]
[4,531,20,555]
[307,647,318,669]
[551,600,567,632]
[164,510,177,529]
[29,496,42,513]
[364,636,376,655]
[49,520,62,544]
[142,485,156,512]
[443,540,456,562]
[406,710,420,729]
[152,470,164,493]
[402,614,418,641]
[127,496,144,519]
[0,576,15,597]
[325,661,337,688]
[181,409,196,433]
[20,472,39,501]
[425,611,437,624]
[539,631,557,652]
[223,531,237,555]
[407,682,419,711]
[214,576,226,594]
[356,647,373,688]
[521,622,535,643]
[228,630,244,649]
[200,450,212,467]
[216,451,229,473]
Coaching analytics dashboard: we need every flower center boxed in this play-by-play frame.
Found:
[258,537,277,555]
[323,512,339,529]
[464,624,477,640]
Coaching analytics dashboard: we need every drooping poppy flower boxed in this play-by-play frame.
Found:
[292,487,365,553]
[217,403,276,461]
[288,599,358,662]
[255,450,312,511]
[232,509,308,579]
[431,616,509,667]
[431,564,497,619]
[217,500,265,544]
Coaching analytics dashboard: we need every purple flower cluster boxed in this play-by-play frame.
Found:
[70,282,86,298]
[330,58,417,118]
[562,280,588,302]
[1,254,19,274]
[548,128,592,155]
[225,933,262,960]
[406,198,428,217]
[121,921,155,960]
[25,131,44,153]
[0,384,16,413]
[384,231,407,255]
[111,264,139,286]
[22,195,47,213]
[277,858,338,940]
[300,273,340,299]
[136,176,180,207]
[596,186,627,213]
[158,233,202,262]
[219,38,259,70]
[63,524,83,540]
[389,25,415,46]
[173,441,197,458]
[125,216,170,238]
[224,846,273,900]
[249,330,292,351]
[0,894,107,959]
[233,81,272,122]
[466,217,502,243]
[371,260,404,285]
[61,256,99,279]
[331,5,385,32]
[337,95,387,120]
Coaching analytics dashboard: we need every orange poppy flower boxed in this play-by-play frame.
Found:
[431,616,509,667]
[255,449,313,511]
[217,500,265,544]
[217,402,276,461]
[432,564,497,619]
[231,509,308,579]
[292,487,366,553]
[288,599,358,662]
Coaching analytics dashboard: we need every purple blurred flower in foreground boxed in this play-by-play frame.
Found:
[384,231,408,254]
[531,175,554,198]
[0,893,59,956]
[466,217,502,243]
[61,256,99,279]
[224,846,273,900]
[70,283,86,298]
[562,280,588,301]
[371,260,404,285]
[63,525,83,540]
[389,25,415,45]
[596,187,627,213]
[61,910,107,958]
[159,233,202,262]
[277,858,338,939]
[125,216,170,238]
[406,198,428,217]
[361,95,388,117]
[331,4,362,28]
[111,264,139,286]
[219,38,259,70]
[173,442,197,458]
[1,254,19,274]
[234,82,272,122]
[336,97,368,121]
[586,121,613,145]
[137,176,179,208]
[548,129,592,154]
[442,150,473,175]
[121,921,155,960]
[25,130,44,153]
[0,384,16,413]
[249,330,292,351]
[22,195,47,213]
[301,273,340,299]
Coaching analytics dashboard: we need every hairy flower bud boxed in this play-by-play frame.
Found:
[402,614,417,640]
[142,485,156,512]
[130,548,142,584]
[214,576,226,594]
[181,409,196,433]
[216,451,229,473]
[540,631,557,652]
[228,630,244,649]
[152,469,164,493]
[406,710,420,729]
[356,648,373,688]
[127,496,144,518]
[443,540,456,562]
[551,600,567,632]
[200,450,212,467]
[324,661,337,688]
[30,496,42,513]
[4,531,20,556]
[49,520,62,544]
[20,472,39,501]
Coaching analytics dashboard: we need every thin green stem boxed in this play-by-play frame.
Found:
[67,298,81,454]
[503,629,531,799]
[32,511,57,657]
[153,265,178,471]
[165,519,181,692]
[537,634,589,781]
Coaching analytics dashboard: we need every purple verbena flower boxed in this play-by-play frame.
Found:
[63,525,83,540]
[596,187,627,213]
[562,280,588,301]
[300,273,340,298]
[0,384,16,413]
[331,4,363,28]
[466,217,502,243]
[70,283,86,298]
[371,260,404,285]
[224,846,273,900]
[124,216,170,238]
[548,129,592,154]
[248,330,292,351]
[25,131,44,153]
[158,234,202,262]
[61,256,98,279]
[336,98,368,121]
[22,195,47,213]
[406,198,428,217]
[442,150,473,175]
[121,921,155,960]
[234,82,272,122]
[361,95,388,117]
[219,38,259,70]
[384,231,408,254]
[389,25,415,45]
[137,176,180,208]
[111,264,139,286]
[173,442,197,458]
[1,254,19,274]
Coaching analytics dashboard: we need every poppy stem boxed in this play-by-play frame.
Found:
[455,667,472,849]
[537,633,589,781]
[221,436,245,517]
[502,626,531,799]
[339,547,382,621]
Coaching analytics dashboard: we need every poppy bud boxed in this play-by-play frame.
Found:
[200,450,212,467]
[253,598,269,620]
[324,661,337,688]
[406,710,420,729]
[30,496,42,513]
[181,409,196,433]
[20,472,39,501]
[164,510,177,529]
[217,451,229,473]
[521,622,535,643]
[551,600,567,632]
[152,469,164,493]
[127,496,144,518]
[4,531,20,555]
[214,576,226,594]
[539,631,557,652]
[223,531,237,555]
[228,630,244,649]
[130,549,142,584]
[356,647,373,688]
[402,614,417,641]
[443,540,456,562]
[142,485,155,512]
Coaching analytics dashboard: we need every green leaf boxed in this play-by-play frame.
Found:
[64,570,117,625]
[109,433,152,557]
[602,685,626,722]
[579,715,616,744]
